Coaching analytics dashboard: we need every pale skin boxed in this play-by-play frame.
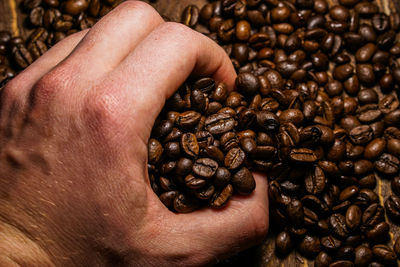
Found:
[0,1,269,266]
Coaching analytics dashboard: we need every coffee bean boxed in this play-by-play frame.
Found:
[372,245,397,266]
[366,221,389,243]
[394,236,400,258]
[182,5,199,28]
[236,72,259,97]
[210,184,233,208]
[375,153,400,175]
[232,167,255,195]
[385,195,400,222]
[356,43,377,62]
[384,109,400,126]
[321,235,342,252]
[174,193,198,213]
[354,245,373,267]
[349,125,374,145]
[329,213,349,239]
[346,205,362,230]
[362,203,385,228]
[205,113,236,135]
[192,158,218,179]
[364,138,386,159]
[329,260,354,267]
[275,231,293,255]
[298,235,321,258]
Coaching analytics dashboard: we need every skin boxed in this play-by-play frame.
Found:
[0,1,269,266]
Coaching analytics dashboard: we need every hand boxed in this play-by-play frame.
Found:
[0,1,269,266]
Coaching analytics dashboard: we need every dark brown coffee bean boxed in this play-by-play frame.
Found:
[329,213,349,239]
[182,5,199,28]
[175,158,194,177]
[236,72,259,97]
[333,64,353,81]
[364,138,386,159]
[372,245,397,266]
[315,251,333,267]
[363,203,384,228]
[375,153,399,175]
[384,109,400,126]
[205,113,236,135]
[354,159,373,176]
[256,110,279,132]
[354,245,373,267]
[213,167,231,188]
[349,125,374,145]
[148,139,163,164]
[64,0,89,16]
[321,235,342,252]
[366,221,389,244]
[210,184,233,208]
[184,174,206,189]
[275,231,293,255]
[385,195,400,221]
[391,176,400,196]
[329,260,354,267]
[372,13,389,32]
[176,111,202,130]
[298,235,321,258]
[329,5,350,21]
[289,148,317,163]
[355,43,377,62]
[235,20,251,41]
[287,199,304,225]
[224,147,245,170]
[345,205,361,230]
[356,104,381,123]
[232,167,255,195]
[385,127,400,140]
[174,193,198,213]
[159,191,179,209]
[379,95,399,114]
[192,158,218,179]
[12,44,33,69]
[27,39,47,60]
[305,166,326,195]
[180,133,200,158]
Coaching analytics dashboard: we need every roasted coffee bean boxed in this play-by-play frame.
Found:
[275,231,293,255]
[192,158,218,179]
[333,64,354,81]
[305,166,326,195]
[174,193,198,213]
[148,139,163,165]
[366,221,389,243]
[298,235,321,258]
[176,111,202,130]
[236,72,259,97]
[385,195,400,221]
[362,203,385,228]
[184,174,206,189]
[180,133,199,158]
[182,5,199,28]
[321,235,342,252]
[224,147,245,170]
[364,138,386,159]
[372,245,397,266]
[375,153,400,175]
[329,213,349,239]
[159,191,179,209]
[205,113,236,135]
[356,43,377,62]
[232,167,255,195]
[354,245,373,267]
[210,184,233,208]
[345,205,361,230]
[349,125,374,145]
[384,109,400,126]
[175,157,194,177]
[287,199,304,225]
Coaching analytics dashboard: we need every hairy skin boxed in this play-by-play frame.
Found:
[0,1,269,266]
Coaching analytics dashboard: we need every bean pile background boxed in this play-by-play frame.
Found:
[2,1,398,266]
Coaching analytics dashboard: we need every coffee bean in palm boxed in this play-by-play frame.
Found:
[173,193,198,213]
[210,184,233,208]
[231,167,255,195]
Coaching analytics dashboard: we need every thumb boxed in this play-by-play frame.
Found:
[170,173,269,264]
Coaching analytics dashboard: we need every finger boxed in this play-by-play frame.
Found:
[63,0,164,78]
[0,30,88,132]
[153,173,269,265]
[108,22,236,140]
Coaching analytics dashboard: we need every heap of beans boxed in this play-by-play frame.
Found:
[173,0,400,265]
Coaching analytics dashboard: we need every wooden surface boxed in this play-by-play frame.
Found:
[1,0,400,266]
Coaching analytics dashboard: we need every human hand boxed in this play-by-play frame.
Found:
[0,1,268,266]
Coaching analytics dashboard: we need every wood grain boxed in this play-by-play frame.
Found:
[1,1,400,266]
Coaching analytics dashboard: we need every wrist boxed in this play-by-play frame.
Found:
[0,218,54,266]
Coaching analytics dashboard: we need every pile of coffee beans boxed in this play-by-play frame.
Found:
[177,0,400,265]
[148,78,259,212]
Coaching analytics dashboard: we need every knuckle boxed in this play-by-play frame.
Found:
[84,92,124,135]
[1,78,21,103]
[249,204,269,238]
[30,72,61,106]
[115,0,161,21]
[161,22,192,38]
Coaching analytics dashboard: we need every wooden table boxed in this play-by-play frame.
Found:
[1,0,400,266]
